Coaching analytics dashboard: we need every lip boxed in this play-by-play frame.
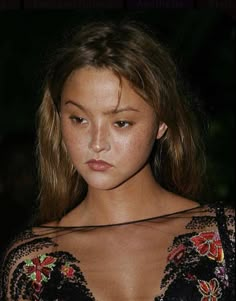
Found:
[86,159,113,171]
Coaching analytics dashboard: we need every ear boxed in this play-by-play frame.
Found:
[156,122,168,140]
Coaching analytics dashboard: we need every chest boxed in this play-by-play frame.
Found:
[8,219,233,301]
[26,228,228,300]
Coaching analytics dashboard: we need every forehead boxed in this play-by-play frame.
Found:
[61,67,151,112]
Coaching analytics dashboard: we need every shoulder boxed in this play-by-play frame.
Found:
[178,201,234,233]
[208,201,235,229]
[1,226,58,263]
[0,227,57,300]
[191,202,235,253]
[212,202,235,244]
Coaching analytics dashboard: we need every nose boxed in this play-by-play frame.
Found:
[88,124,111,153]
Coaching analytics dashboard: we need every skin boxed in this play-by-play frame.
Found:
[43,67,200,300]
[60,67,196,226]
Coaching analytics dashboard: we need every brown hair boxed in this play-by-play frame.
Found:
[36,20,206,224]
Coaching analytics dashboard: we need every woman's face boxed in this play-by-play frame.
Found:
[60,67,166,190]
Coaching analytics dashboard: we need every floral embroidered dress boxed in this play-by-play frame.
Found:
[0,203,234,301]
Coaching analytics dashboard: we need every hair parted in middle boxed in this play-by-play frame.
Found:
[36,20,206,224]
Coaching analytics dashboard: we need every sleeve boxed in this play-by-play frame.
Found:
[216,205,235,298]
[0,229,56,301]
[0,232,28,300]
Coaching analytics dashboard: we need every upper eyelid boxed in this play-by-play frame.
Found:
[69,115,83,119]
[68,114,133,124]
[115,120,131,123]
[69,116,87,123]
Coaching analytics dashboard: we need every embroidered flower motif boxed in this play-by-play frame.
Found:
[61,263,75,278]
[190,231,224,262]
[32,281,42,293]
[215,266,229,288]
[197,278,222,301]
[24,254,56,285]
[167,244,186,264]
[185,272,197,281]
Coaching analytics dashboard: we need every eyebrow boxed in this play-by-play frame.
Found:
[65,100,140,114]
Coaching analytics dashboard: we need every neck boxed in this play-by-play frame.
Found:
[75,165,168,225]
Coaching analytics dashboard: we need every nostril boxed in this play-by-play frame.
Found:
[89,137,110,153]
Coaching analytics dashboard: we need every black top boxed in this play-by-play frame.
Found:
[0,203,235,301]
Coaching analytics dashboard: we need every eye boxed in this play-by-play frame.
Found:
[114,120,132,128]
[69,116,87,124]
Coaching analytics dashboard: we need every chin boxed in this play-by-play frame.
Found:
[85,178,124,191]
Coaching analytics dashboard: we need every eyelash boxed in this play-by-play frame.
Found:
[114,121,133,128]
[69,116,87,124]
[69,116,133,128]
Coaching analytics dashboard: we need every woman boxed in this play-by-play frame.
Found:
[0,20,234,301]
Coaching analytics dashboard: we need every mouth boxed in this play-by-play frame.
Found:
[86,159,113,171]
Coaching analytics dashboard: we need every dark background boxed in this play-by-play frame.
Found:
[0,3,235,250]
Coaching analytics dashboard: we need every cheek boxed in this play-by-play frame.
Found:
[61,124,86,157]
[114,130,155,156]
[61,124,73,149]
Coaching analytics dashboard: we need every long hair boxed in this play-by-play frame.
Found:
[36,20,206,224]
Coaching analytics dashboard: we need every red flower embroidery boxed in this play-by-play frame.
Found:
[167,244,186,264]
[190,231,224,262]
[24,254,56,284]
[185,273,197,281]
[32,281,42,293]
[61,263,75,278]
[198,278,222,301]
